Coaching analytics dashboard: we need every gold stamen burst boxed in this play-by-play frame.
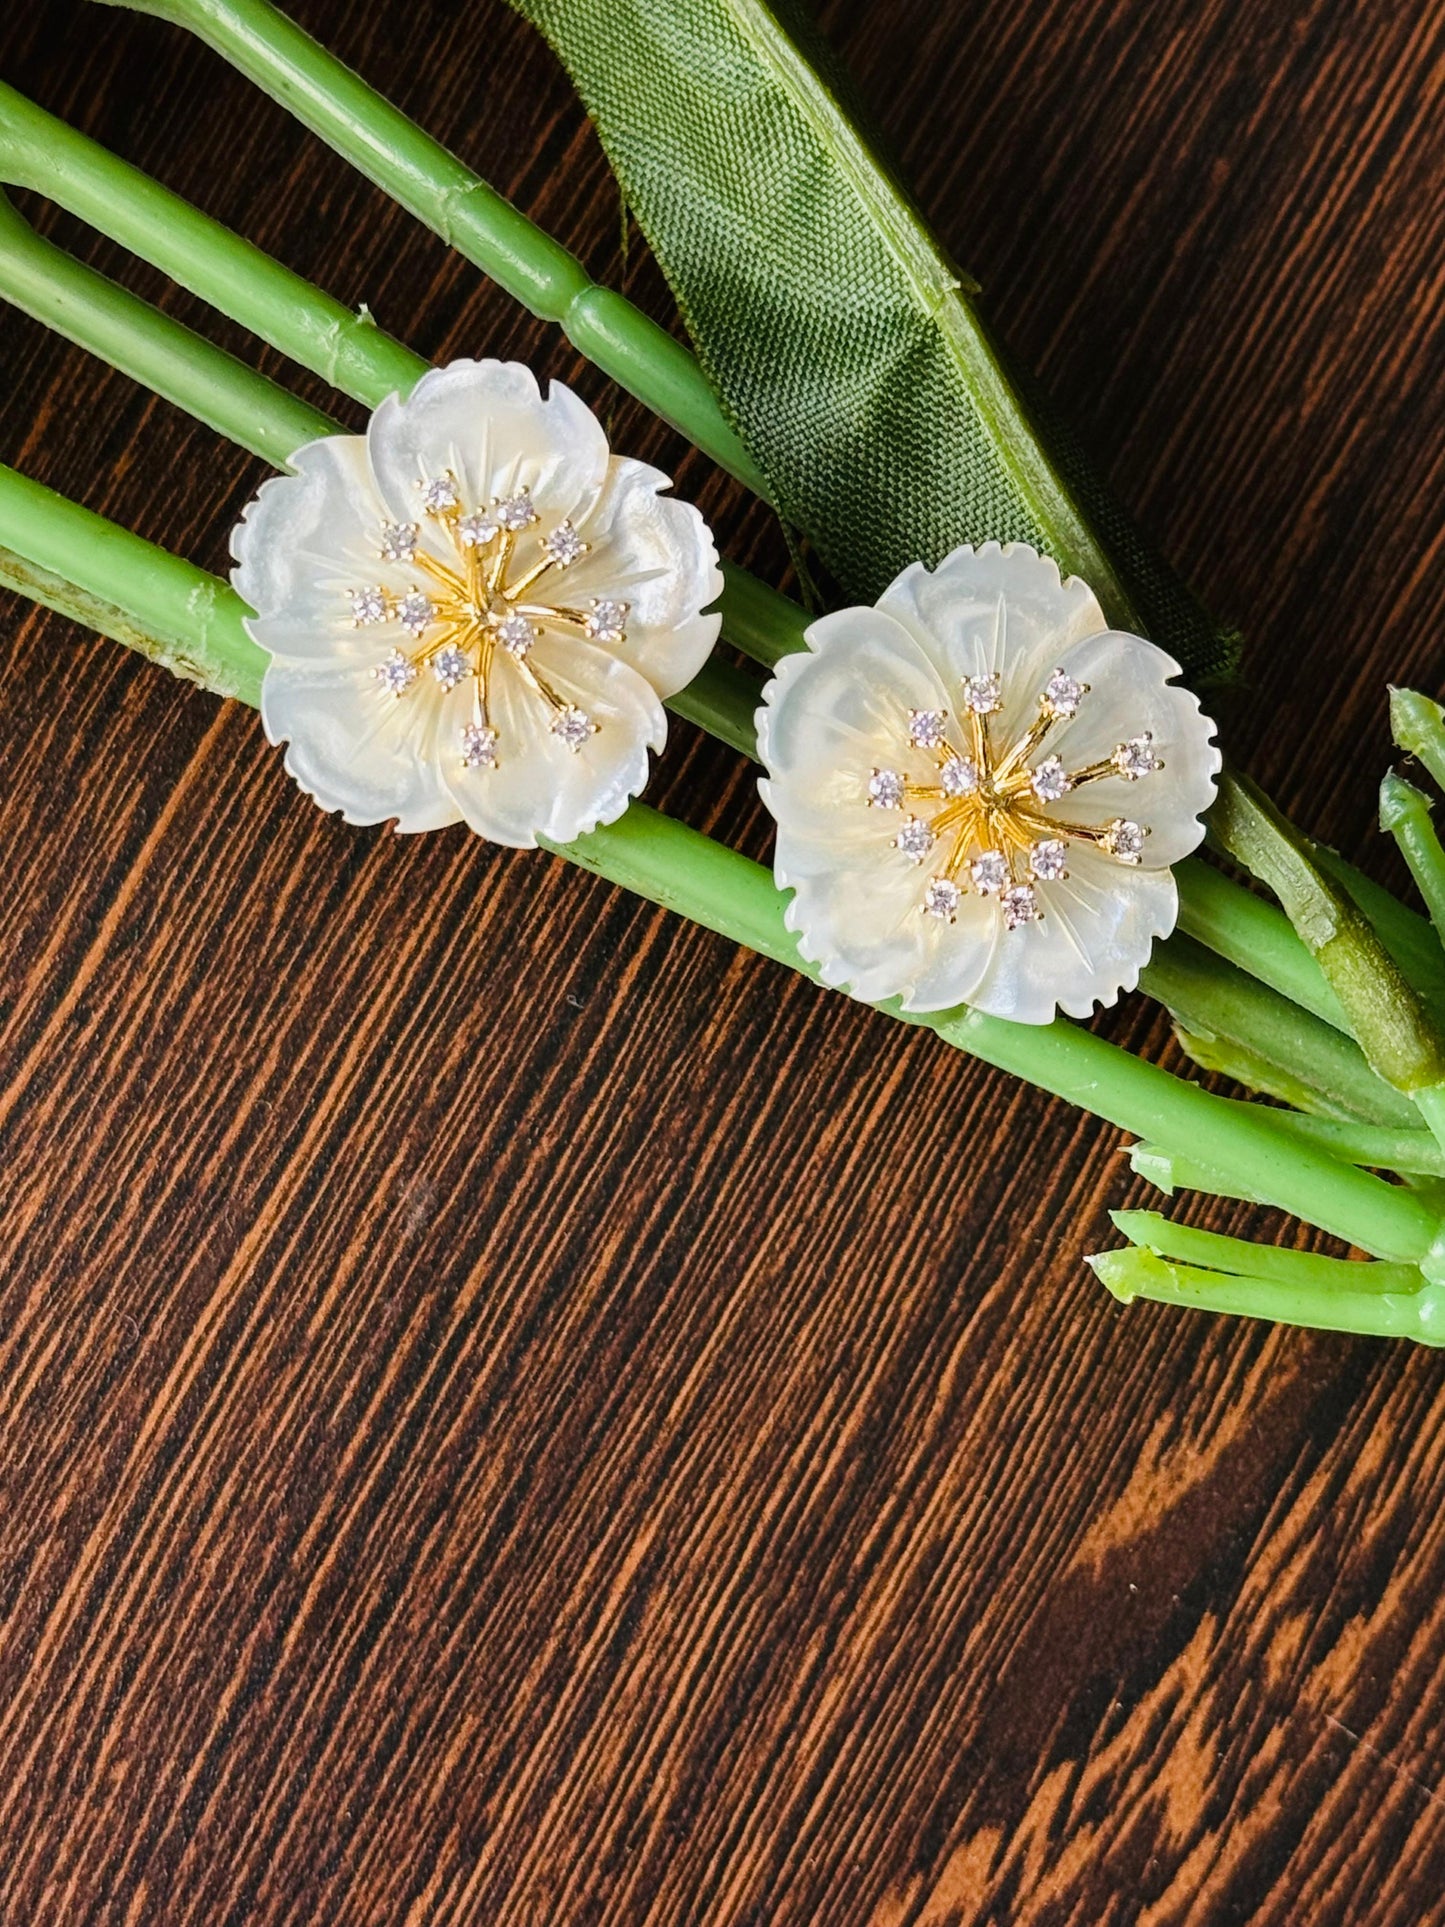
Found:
[361,487,631,761]
[884,672,1155,927]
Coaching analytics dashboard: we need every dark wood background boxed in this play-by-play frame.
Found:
[3,0,1445,1920]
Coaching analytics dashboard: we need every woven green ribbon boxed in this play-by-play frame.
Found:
[507,0,1236,684]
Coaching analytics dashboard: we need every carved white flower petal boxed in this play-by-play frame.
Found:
[261,659,459,831]
[877,541,1105,753]
[438,640,665,849]
[233,360,720,845]
[559,457,724,697]
[1040,629,1220,866]
[758,605,950,818]
[757,542,1220,1023]
[964,850,1179,1023]
[231,436,390,660]
[367,358,610,532]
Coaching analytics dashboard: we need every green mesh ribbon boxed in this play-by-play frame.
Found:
[507,0,1238,684]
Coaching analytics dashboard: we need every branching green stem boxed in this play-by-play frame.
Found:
[1380,770,1445,945]
[1144,934,1416,1126]
[1223,1106,1445,1178]
[1089,1247,1445,1345]
[1109,1210,1424,1292]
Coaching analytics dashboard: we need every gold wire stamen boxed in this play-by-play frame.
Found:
[357,488,629,759]
[885,671,1159,927]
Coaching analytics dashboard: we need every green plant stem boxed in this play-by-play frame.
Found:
[0,81,423,408]
[1109,1209,1424,1292]
[1143,933,1417,1127]
[1089,1247,1445,1344]
[4,464,1442,1277]
[1310,841,1445,1017]
[1127,1142,1265,1205]
[1171,1027,1344,1117]
[1172,856,1344,1030]
[1391,688,1445,794]
[1223,1106,1445,1177]
[1375,770,1445,1161]
[1212,770,1445,1093]
[1380,770,1445,947]
[81,4,767,496]
[0,188,335,467]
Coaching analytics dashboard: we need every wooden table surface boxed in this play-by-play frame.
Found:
[4,1,1445,1921]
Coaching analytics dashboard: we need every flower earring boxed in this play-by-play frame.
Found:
[231,359,723,847]
[756,543,1220,1024]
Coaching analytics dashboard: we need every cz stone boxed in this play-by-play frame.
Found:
[349,585,388,626]
[963,673,1002,714]
[923,878,960,922]
[379,522,418,563]
[868,768,905,809]
[894,817,935,863]
[909,708,948,750]
[1113,734,1162,780]
[432,644,471,690]
[1042,669,1085,718]
[941,754,978,797]
[1030,755,1071,803]
[971,850,1010,895]
[1029,838,1068,881]
[552,707,594,750]
[584,599,629,644]
[374,648,417,696]
[1003,883,1041,930]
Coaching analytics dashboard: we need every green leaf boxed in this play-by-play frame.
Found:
[508,0,1238,683]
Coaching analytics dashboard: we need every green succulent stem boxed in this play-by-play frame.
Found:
[1391,687,1445,796]
[1222,1106,1445,1178]
[1212,770,1445,1094]
[1380,769,1445,947]
[1144,933,1415,1126]
[1108,1210,1424,1293]
[1089,1246,1445,1347]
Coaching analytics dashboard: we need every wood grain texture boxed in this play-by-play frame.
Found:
[2,1,1445,1921]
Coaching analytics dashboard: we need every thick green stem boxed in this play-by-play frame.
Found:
[1143,933,1417,1126]
[1172,856,1344,1030]
[0,80,422,408]
[1109,1209,1424,1292]
[0,188,334,467]
[1309,842,1445,1018]
[83,1,768,494]
[1380,770,1445,946]
[5,467,1442,1275]
[1213,770,1445,1093]
[1089,1247,1445,1345]
[1224,1106,1445,1178]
